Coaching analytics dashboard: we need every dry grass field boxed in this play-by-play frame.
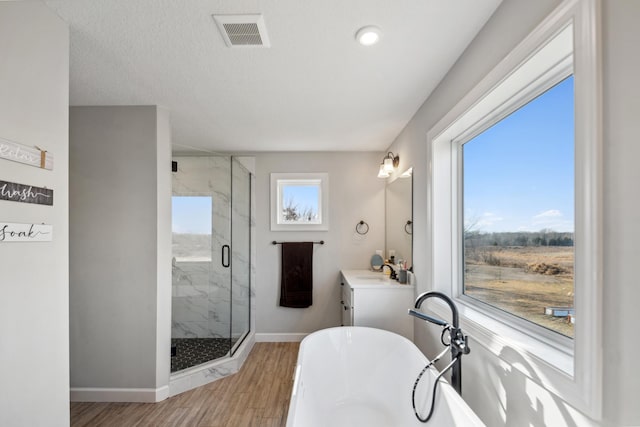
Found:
[173,233,212,260]
[464,246,574,337]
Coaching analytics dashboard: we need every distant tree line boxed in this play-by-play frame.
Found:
[465,229,574,247]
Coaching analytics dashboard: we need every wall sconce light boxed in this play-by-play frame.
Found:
[400,167,413,178]
[377,152,399,178]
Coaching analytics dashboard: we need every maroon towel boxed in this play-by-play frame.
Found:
[280,242,314,308]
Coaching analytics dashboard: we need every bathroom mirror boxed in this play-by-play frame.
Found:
[385,169,412,268]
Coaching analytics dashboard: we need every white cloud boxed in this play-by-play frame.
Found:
[534,209,563,218]
[528,209,573,232]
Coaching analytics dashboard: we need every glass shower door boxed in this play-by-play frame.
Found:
[230,158,251,355]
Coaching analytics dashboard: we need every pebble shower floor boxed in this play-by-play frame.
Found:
[170,337,238,372]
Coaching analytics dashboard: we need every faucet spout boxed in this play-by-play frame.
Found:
[414,291,459,329]
[382,263,398,280]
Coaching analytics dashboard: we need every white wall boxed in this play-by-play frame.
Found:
[0,2,70,426]
[255,152,385,337]
[69,106,172,402]
[601,1,640,424]
[386,0,640,426]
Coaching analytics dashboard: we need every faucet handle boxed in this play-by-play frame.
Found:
[462,335,471,354]
[451,329,471,355]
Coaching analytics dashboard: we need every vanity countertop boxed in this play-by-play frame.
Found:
[341,269,415,289]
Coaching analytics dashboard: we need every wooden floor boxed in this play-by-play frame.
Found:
[71,342,300,427]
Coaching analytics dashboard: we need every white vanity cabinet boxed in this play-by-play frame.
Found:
[340,270,414,340]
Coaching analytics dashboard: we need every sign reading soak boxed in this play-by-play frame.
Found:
[0,180,53,206]
[0,222,53,242]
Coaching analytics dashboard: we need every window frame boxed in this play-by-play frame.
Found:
[424,0,602,418]
[270,172,329,231]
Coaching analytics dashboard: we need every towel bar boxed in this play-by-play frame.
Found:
[272,240,325,245]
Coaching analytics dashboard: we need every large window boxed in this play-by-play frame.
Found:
[462,76,575,337]
[425,0,601,418]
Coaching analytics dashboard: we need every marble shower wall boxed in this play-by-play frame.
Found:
[172,156,232,339]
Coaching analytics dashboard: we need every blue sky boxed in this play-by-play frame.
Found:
[463,76,574,233]
[282,184,319,215]
[172,196,212,234]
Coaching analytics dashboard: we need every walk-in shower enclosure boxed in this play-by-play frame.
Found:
[171,156,251,372]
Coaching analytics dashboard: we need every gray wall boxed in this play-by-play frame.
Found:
[0,2,70,426]
[386,0,640,426]
[255,152,385,335]
[70,106,172,397]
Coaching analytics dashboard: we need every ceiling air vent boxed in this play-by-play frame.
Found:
[213,14,271,48]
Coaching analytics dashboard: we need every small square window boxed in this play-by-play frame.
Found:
[270,173,329,231]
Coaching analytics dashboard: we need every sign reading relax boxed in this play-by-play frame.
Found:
[0,222,53,242]
[0,180,53,206]
[0,136,53,170]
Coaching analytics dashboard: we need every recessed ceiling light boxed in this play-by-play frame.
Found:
[355,26,382,46]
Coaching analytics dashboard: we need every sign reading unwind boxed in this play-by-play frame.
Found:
[0,180,53,206]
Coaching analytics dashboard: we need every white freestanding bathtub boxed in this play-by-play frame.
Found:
[286,327,485,427]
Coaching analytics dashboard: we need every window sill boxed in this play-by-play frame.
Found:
[425,297,574,378]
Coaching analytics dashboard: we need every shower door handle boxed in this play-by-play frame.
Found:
[222,245,230,268]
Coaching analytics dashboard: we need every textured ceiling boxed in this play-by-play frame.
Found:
[44,0,502,152]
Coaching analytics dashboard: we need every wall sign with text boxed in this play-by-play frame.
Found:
[0,136,53,170]
[0,180,53,206]
[0,222,53,242]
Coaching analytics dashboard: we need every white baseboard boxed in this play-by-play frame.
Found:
[70,385,169,403]
[255,333,308,342]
